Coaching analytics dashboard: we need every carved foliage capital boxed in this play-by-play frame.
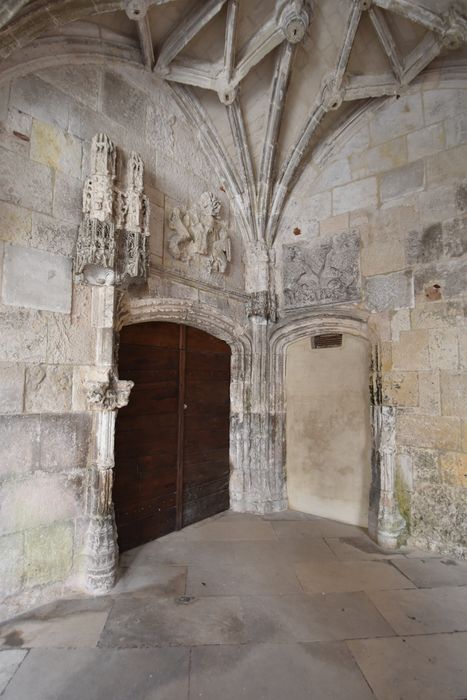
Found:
[86,371,134,411]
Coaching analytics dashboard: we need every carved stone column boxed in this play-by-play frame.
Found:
[232,243,286,513]
[84,372,133,592]
[73,133,150,592]
[369,346,406,548]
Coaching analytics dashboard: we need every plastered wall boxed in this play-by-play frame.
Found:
[286,334,371,527]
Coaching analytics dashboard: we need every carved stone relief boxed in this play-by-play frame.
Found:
[74,133,150,287]
[283,231,361,308]
[168,192,232,274]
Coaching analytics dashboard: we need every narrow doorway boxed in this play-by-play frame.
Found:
[114,322,231,551]
[285,333,371,527]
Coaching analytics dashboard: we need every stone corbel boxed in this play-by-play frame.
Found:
[85,371,134,412]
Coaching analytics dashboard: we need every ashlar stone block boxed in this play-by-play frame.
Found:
[417,371,441,417]
[24,522,73,586]
[442,217,467,258]
[0,201,32,246]
[47,315,96,365]
[392,330,430,371]
[10,75,70,130]
[426,144,467,187]
[411,301,463,330]
[283,231,361,308]
[370,93,423,145]
[30,120,82,176]
[39,413,91,470]
[382,371,418,407]
[380,160,424,202]
[350,136,407,179]
[52,172,82,224]
[0,532,24,597]
[406,224,443,265]
[2,244,72,314]
[102,72,148,133]
[441,371,467,418]
[407,123,445,161]
[440,452,467,487]
[332,177,377,215]
[0,415,40,480]
[366,270,414,313]
[0,308,47,363]
[0,364,24,414]
[414,259,467,300]
[409,448,440,484]
[0,474,82,536]
[25,365,72,414]
[390,309,411,342]
[396,414,461,451]
[30,213,78,257]
[423,88,467,126]
[37,65,101,111]
[0,146,53,215]
[429,329,459,370]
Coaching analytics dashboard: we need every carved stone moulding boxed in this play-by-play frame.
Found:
[168,191,232,275]
[74,133,150,287]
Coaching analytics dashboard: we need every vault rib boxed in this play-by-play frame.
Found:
[155,0,227,72]
[135,14,155,69]
[266,99,326,246]
[334,0,362,88]
[224,0,238,85]
[401,31,442,85]
[372,0,445,34]
[257,40,295,241]
[227,98,258,240]
[169,84,252,244]
[368,6,403,81]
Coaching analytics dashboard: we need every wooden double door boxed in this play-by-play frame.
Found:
[114,322,231,552]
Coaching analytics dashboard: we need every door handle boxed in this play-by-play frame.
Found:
[184,404,188,410]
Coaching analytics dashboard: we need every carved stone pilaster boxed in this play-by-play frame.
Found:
[373,405,407,549]
[84,371,133,593]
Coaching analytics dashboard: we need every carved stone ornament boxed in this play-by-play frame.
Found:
[246,291,278,322]
[168,192,232,274]
[74,133,150,286]
[85,371,134,411]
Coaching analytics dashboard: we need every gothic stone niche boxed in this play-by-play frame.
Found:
[74,133,150,286]
[168,192,232,275]
[283,231,361,308]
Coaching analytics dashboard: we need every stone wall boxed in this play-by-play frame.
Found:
[0,64,246,615]
[277,79,467,558]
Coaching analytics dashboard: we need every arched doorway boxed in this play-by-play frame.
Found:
[114,321,231,551]
[285,332,371,527]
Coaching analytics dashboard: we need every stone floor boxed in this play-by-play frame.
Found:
[1,510,467,699]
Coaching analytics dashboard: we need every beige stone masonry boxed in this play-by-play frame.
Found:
[440,451,467,488]
[397,414,461,451]
[392,330,430,371]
